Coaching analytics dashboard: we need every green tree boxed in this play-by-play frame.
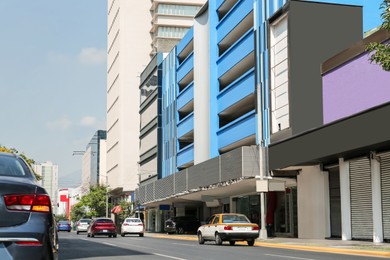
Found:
[70,203,88,223]
[0,145,41,181]
[55,214,68,222]
[117,200,136,220]
[366,0,390,71]
[77,184,111,218]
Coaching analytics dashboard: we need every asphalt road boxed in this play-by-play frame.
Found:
[58,231,382,260]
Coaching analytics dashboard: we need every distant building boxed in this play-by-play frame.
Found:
[33,161,59,214]
[81,130,106,194]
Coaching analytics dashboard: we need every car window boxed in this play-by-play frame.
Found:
[59,221,70,224]
[222,215,250,223]
[96,219,113,223]
[126,218,141,223]
[206,216,214,224]
[212,216,220,224]
[0,156,27,177]
[80,219,91,224]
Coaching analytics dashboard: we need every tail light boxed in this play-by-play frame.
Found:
[4,194,51,213]
[252,226,259,231]
[15,241,42,246]
[123,223,129,226]
[224,226,233,231]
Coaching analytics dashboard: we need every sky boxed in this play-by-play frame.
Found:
[0,0,384,189]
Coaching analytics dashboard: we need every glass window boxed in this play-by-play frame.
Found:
[157,26,189,39]
[156,4,201,16]
[0,156,27,177]
[140,72,158,104]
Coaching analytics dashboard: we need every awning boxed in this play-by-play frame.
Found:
[111,205,122,214]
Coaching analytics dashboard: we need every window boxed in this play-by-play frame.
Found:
[157,27,189,39]
[156,4,201,16]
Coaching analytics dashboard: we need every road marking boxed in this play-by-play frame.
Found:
[171,242,196,247]
[264,254,316,260]
[102,242,115,246]
[153,253,187,260]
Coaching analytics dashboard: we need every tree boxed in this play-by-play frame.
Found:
[76,185,111,218]
[0,145,41,181]
[117,200,137,220]
[366,0,390,71]
[70,203,88,223]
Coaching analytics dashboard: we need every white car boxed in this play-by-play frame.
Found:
[121,217,144,237]
[76,218,92,234]
[197,213,259,246]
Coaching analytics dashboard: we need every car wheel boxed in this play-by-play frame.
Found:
[91,234,94,238]
[247,239,255,246]
[197,232,205,244]
[121,233,125,237]
[177,227,184,234]
[113,234,117,238]
[109,235,112,237]
[229,241,236,246]
[215,233,223,245]
[87,233,90,237]
[139,233,144,237]
[76,231,79,235]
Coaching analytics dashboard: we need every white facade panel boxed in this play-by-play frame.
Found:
[140,157,157,181]
[193,5,210,164]
[141,101,158,129]
[270,15,289,134]
[140,128,158,155]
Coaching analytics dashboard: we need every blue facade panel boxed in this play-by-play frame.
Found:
[177,113,194,139]
[177,52,194,84]
[177,81,194,111]
[217,30,254,78]
[176,27,193,56]
[217,111,256,151]
[177,144,194,168]
[217,0,253,43]
[217,68,255,114]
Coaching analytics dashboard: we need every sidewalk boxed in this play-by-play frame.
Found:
[146,232,390,258]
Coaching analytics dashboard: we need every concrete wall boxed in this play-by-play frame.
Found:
[297,165,330,239]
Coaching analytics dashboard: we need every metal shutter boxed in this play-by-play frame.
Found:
[379,152,390,240]
[350,157,373,240]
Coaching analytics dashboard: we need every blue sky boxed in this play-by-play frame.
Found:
[0,0,384,188]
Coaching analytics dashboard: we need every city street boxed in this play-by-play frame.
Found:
[58,232,382,260]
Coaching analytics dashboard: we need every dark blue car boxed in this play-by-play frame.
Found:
[57,220,72,232]
[0,152,58,260]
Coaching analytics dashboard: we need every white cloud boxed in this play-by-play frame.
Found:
[46,116,72,131]
[80,116,97,127]
[78,47,106,65]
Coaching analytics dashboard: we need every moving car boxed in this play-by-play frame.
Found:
[76,218,92,234]
[0,152,58,259]
[197,213,259,246]
[87,217,117,238]
[120,217,144,237]
[165,216,201,234]
[57,220,71,232]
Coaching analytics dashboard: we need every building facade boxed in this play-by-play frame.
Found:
[106,0,206,208]
[33,161,59,214]
[134,0,388,243]
[81,130,106,194]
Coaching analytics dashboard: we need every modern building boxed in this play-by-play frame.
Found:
[268,28,390,242]
[135,0,379,242]
[81,130,106,194]
[106,0,206,208]
[33,161,59,214]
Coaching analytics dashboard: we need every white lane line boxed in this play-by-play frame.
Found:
[264,254,316,260]
[153,253,187,260]
[171,242,196,247]
[102,242,115,246]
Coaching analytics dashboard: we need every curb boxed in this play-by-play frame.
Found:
[149,234,390,258]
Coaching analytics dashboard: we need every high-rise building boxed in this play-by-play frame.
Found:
[33,161,59,214]
[106,0,206,204]
[81,130,106,194]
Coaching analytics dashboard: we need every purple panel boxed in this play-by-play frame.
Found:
[323,51,390,124]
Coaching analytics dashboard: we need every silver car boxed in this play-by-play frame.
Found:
[0,152,58,259]
[76,218,92,234]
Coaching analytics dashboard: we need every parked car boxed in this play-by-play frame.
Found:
[0,152,58,259]
[197,213,259,246]
[120,217,144,237]
[76,218,92,234]
[57,220,72,232]
[87,217,117,238]
[165,216,201,234]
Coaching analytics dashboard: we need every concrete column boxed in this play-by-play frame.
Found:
[155,209,161,233]
[371,154,383,243]
[339,158,351,240]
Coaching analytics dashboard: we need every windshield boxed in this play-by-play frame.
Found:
[0,156,28,177]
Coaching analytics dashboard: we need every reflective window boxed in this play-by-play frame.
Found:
[156,4,201,16]
[157,27,189,39]
[140,73,157,104]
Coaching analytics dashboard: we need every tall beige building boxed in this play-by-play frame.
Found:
[33,161,59,214]
[106,0,206,203]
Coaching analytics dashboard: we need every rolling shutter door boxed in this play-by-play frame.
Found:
[379,152,390,240]
[349,157,373,240]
